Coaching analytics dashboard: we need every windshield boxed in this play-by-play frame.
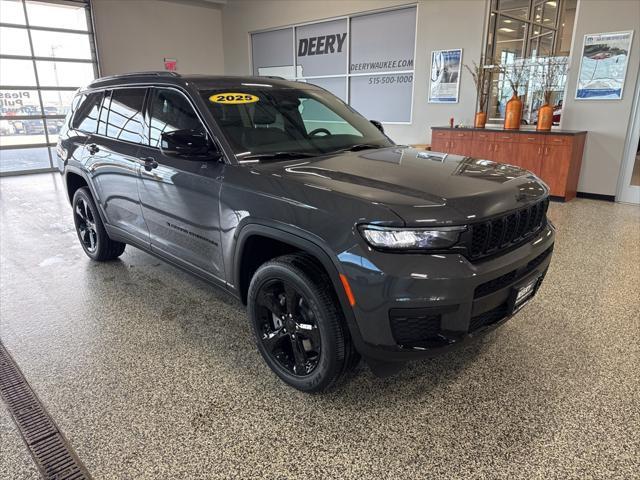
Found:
[200,85,393,161]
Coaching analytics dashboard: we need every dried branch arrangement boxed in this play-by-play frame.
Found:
[463,55,493,111]
[498,59,530,97]
[535,57,569,104]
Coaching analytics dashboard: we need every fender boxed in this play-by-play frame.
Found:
[232,221,367,351]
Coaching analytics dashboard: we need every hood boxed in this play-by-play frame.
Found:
[249,147,548,226]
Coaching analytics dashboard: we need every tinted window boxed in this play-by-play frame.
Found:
[103,88,146,144]
[149,89,203,148]
[200,87,390,158]
[71,91,102,132]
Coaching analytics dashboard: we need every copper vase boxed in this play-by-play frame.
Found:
[474,112,487,128]
[504,94,523,130]
[537,104,553,131]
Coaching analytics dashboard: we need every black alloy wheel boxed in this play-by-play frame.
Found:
[74,196,98,254]
[248,254,359,393]
[255,279,322,376]
[72,187,126,261]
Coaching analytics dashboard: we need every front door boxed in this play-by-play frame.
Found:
[137,87,225,281]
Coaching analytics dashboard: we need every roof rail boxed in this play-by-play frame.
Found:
[90,71,180,84]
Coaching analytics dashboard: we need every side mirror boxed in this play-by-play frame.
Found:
[370,120,384,134]
[160,129,220,159]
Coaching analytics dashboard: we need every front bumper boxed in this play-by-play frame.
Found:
[340,222,555,362]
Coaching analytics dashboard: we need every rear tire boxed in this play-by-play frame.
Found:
[72,187,125,261]
[248,253,359,393]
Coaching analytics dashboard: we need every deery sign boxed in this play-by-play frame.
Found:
[297,33,347,57]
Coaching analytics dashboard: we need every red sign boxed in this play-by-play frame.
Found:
[164,58,177,71]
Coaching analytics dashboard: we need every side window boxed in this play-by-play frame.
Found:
[149,89,203,148]
[71,91,102,133]
[298,98,362,137]
[103,88,147,144]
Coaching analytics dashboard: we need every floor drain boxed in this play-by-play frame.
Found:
[0,343,92,480]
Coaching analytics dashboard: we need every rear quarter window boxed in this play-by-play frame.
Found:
[71,91,103,133]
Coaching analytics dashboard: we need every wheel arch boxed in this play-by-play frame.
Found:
[233,223,365,350]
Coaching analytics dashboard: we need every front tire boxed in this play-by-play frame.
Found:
[248,254,359,393]
[72,187,125,261]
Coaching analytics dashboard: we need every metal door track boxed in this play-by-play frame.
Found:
[0,343,92,480]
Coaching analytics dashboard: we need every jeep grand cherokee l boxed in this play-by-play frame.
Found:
[57,72,555,392]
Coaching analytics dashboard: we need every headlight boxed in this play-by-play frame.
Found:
[359,225,466,250]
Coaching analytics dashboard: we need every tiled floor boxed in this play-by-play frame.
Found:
[1,173,639,479]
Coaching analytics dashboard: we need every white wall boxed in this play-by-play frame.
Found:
[561,0,640,196]
[92,0,225,76]
[221,0,487,146]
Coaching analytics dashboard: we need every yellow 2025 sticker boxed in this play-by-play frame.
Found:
[209,93,259,104]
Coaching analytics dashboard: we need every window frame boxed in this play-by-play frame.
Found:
[0,0,99,176]
[484,0,570,125]
[144,86,219,158]
[101,87,149,145]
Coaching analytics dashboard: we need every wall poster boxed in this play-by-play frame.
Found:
[428,49,462,103]
[576,31,634,100]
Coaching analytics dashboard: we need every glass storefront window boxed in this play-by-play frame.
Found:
[40,90,76,116]
[0,89,41,116]
[484,0,576,124]
[25,0,89,31]
[0,0,98,174]
[0,119,47,147]
[0,27,31,56]
[31,30,93,59]
[0,58,37,86]
[35,61,95,88]
[0,0,26,25]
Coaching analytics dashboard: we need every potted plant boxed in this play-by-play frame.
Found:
[535,57,568,131]
[499,59,530,130]
[464,56,491,128]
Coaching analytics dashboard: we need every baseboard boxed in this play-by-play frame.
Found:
[576,191,616,202]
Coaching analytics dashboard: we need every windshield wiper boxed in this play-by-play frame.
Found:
[327,144,386,155]
[238,152,317,162]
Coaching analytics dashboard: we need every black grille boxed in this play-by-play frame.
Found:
[466,199,549,260]
[474,245,554,298]
[469,303,511,333]
[390,311,441,347]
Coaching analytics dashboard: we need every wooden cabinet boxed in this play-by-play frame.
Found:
[431,130,450,153]
[540,144,572,197]
[430,127,586,201]
[516,142,544,176]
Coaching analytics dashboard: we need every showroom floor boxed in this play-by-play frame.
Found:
[1,173,638,480]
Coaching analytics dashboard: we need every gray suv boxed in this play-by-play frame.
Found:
[57,72,555,392]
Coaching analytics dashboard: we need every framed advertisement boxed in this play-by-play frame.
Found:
[428,49,462,103]
[576,30,634,100]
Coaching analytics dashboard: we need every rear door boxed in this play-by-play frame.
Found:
[137,87,225,280]
[85,88,150,245]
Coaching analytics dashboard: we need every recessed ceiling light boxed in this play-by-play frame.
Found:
[504,19,512,23]
[548,1,557,6]
[499,27,515,32]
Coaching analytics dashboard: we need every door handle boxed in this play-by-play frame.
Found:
[141,156,158,171]
[87,143,99,155]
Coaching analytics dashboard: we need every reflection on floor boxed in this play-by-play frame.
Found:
[1,173,639,479]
